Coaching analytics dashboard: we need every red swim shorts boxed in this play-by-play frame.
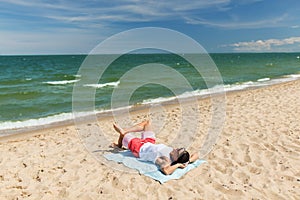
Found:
[128,137,156,158]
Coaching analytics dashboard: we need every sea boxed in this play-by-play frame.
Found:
[0,53,300,134]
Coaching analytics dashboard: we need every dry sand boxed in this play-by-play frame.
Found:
[0,80,299,199]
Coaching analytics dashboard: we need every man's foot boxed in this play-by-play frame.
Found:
[109,142,126,150]
[113,123,125,136]
[109,142,119,148]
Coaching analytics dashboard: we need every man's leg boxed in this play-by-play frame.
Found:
[113,120,152,148]
[122,120,152,133]
[113,123,127,148]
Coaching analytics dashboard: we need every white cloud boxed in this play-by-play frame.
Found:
[1,0,300,54]
[0,0,292,30]
[0,0,232,25]
[184,13,288,29]
[170,0,231,11]
[227,37,300,52]
[291,25,300,29]
[0,0,237,55]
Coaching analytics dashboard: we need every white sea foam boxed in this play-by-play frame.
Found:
[288,74,300,78]
[44,80,80,85]
[0,113,72,132]
[84,81,120,88]
[141,74,300,105]
[142,96,177,104]
[257,78,271,82]
[141,81,260,105]
[0,111,95,133]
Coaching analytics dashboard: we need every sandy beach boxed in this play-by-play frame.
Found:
[0,80,299,199]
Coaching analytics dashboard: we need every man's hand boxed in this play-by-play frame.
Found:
[162,163,186,175]
[177,163,188,169]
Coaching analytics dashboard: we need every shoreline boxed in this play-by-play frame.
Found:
[1,78,299,138]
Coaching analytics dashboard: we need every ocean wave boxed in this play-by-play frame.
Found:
[142,96,176,104]
[84,81,120,88]
[0,112,94,133]
[257,78,271,82]
[141,74,300,105]
[2,73,300,133]
[44,80,80,85]
[287,73,300,78]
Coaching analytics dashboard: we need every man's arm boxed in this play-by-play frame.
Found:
[162,152,199,175]
[161,163,187,175]
[156,156,186,175]
[189,152,199,163]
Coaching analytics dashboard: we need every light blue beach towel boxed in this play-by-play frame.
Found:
[104,150,206,183]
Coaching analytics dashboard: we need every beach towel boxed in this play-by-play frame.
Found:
[104,150,206,183]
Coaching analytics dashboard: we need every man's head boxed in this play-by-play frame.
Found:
[170,148,190,166]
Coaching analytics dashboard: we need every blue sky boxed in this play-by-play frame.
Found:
[1,0,300,55]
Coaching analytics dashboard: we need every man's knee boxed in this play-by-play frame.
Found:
[145,120,151,125]
[143,120,152,131]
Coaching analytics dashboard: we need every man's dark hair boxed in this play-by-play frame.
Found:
[171,150,190,166]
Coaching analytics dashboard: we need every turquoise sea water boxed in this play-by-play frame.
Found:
[0,53,300,132]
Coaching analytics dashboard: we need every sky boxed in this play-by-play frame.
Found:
[0,0,300,55]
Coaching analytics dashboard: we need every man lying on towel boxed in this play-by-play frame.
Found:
[112,120,199,175]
